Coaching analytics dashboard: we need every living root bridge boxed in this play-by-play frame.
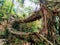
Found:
[8,28,53,45]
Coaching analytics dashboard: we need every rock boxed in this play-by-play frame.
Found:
[0,39,6,45]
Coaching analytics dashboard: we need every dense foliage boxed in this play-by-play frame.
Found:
[0,0,60,45]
